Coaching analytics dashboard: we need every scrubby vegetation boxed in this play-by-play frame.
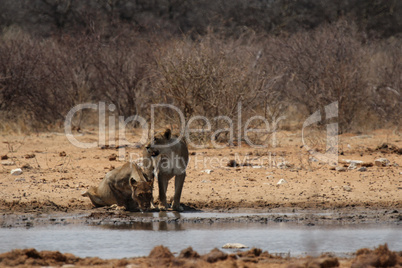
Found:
[0,0,401,135]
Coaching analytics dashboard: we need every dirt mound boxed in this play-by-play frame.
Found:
[148,245,174,259]
[178,247,200,258]
[0,248,75,267]
[202,248,228,263]
[1,245,401,267]
[371,143,402,154]
[352,244,402,267]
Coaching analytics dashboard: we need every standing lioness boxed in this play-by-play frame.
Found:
[82,162,153,212]
[143,129,189,211]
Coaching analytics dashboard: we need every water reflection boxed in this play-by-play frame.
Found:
[98,211,185,231]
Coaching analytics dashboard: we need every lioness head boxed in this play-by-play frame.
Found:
[129,178,153,212]
[145,128,173,157]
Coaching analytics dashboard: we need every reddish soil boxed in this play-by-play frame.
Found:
[0,244,401,267]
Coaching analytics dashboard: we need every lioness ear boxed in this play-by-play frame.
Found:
[164,129,171,140]
[129,177,137,188]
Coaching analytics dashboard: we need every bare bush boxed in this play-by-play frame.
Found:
[90,32,154,119]
[264,21,369,133]
[366,39,402,128]
[0,28,93,130]
[153,31,271,143]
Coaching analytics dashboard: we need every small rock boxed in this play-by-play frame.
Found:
[11,168,23,176]
[14,177,25,182]
[335,166,346,172]
[342,159,363,164]
[277,161,292,169]
[358,167,367,172]
[1,154,8,160]
[277,179,287,185]
[375,158,390,167]
[222,243,248,249]
[21,164,32,170]
[1,160,15,166]
[202,169,213,174]
[252,165,263,169]
[109,154,117,161]
[227,160,239,167]
[343,186,352,192]
[59,151,67,157]
[348,162,357,170]
[24,154,36,159]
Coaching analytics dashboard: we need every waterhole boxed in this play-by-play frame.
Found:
[0,211,401,259]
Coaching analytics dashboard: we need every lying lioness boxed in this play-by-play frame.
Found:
[82,162,153,211]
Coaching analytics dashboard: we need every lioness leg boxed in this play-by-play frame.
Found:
[108,182,128,209]
[158,175,169,211]
[172,173,185,212]
[82,189,107,207]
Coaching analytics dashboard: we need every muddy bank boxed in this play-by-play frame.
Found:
[1,205,401,228]
[0,244,401,267]
[1,198,402,214]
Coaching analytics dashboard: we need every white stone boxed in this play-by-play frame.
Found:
[277,179,288,185]
[348,162,357,170]
[222,243,248,249]
[202,169,213,174]
[342,159,364,164]
[335,166,346,172]
[1,160,15,166]
[11,168,23,176]
[374,158,390,167]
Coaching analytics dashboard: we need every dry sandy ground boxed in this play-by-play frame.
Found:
[0,128,401,213]
[0,128,402,267]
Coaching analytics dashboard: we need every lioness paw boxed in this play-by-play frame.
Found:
[110,204,126,211]
[172,204,184,212]
[158,205,168,211]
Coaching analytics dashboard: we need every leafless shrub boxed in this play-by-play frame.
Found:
[0,28,94,130]
[0,17,400,136]
[264,20,369,133]
[90,31,155,119]
[366,38,402,129]
[153,31,271,143]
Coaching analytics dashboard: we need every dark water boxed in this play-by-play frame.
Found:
[0,212,401,259]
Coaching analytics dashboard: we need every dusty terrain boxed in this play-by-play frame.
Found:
[1,128,401,213]
[1,128,402,267]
